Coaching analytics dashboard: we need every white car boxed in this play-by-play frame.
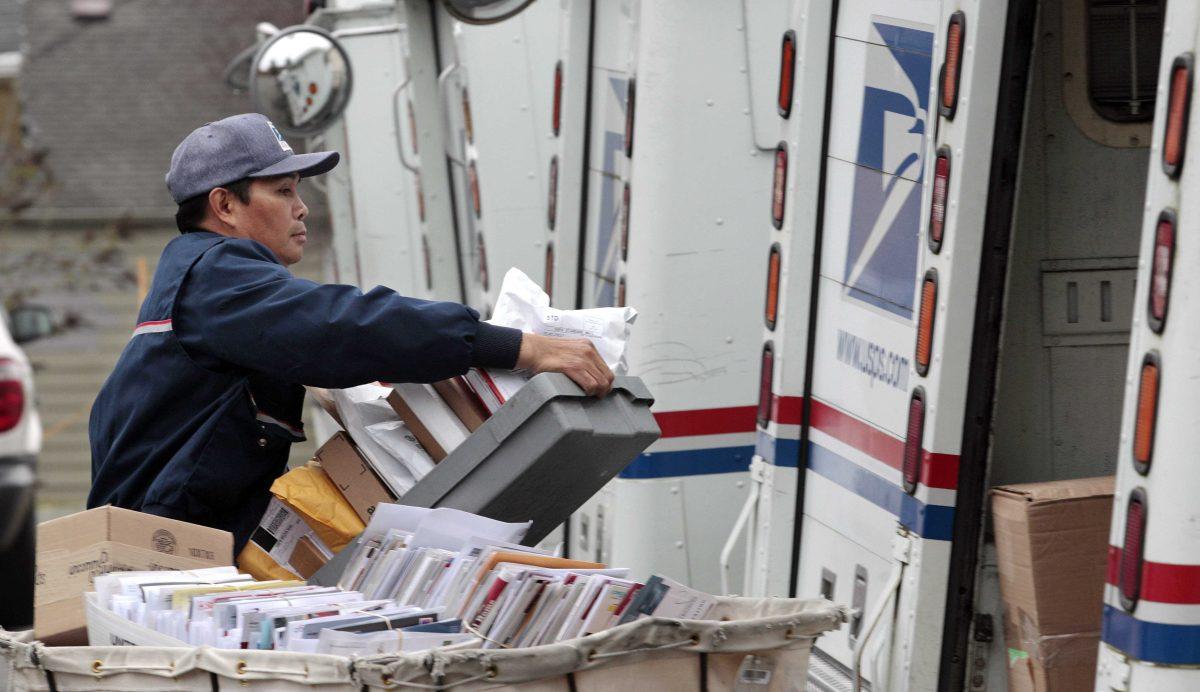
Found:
[0,305,50,630]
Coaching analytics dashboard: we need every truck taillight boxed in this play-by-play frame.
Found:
[1133,353,1159,475]
[552,60,563,137]
[929,147,951,253]
[421,235,432,291]
[468,160,482,218]
[765,243,781,330]
[477,232,489,291]
[1163,54,1192,179]
[620,183,631,261]
[0,359,24,434]
[624,78,636,158]
[407,99,419,155]
[548,156,559,230]
[1148,210,1175,332]
[940,12,966,120]
[545,242,554,302]
[617,276,627,308]
[902,388,925,495]
[1119,488,1147,611]
[915,270,938,376]
[772,143,788,229]
[777,30,796,118]
[757,342,775,428]
[462,87,475,145]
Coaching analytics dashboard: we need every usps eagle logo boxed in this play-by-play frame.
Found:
[267,120,294,153]
[842,19,934,320]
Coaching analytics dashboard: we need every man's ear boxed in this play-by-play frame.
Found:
[208,187,239,226]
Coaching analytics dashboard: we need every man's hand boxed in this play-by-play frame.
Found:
[516,333,614,397]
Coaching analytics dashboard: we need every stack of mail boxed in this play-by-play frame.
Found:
[444,559,714,649]
[90,506,717,656]
[93,565,469,654]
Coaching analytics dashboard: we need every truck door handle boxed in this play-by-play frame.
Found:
[392,78,420,173]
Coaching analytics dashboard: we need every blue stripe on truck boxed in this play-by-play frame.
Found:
[1102,605,1200,665]
[807,441,954,541]
[756,430,801,467]
[619,445,755,479]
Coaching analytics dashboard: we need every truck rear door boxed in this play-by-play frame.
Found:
[791,1,1018,688]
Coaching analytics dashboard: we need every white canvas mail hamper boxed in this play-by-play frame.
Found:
[0,597,845,691]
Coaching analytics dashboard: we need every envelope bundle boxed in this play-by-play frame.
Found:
[90,505,713,657]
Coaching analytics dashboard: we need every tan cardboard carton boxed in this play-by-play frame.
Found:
[991,476,1113,692]
[315,431,395,523]
[386,384,469,461]
[35,505,232,644]
[432,376,489,431]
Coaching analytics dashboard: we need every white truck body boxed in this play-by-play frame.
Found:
[263,0,1197,688]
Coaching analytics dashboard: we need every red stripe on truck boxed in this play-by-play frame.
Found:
[1107,545,1200,605]
[651,398,958,489]
[810,398,959,490]
[654,406,756,438]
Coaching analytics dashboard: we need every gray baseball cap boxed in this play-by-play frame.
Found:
[165,113,339,204]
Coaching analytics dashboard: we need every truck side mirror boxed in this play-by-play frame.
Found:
[441,0,537,24]
[251,26,353,138]
[9,305,54,345]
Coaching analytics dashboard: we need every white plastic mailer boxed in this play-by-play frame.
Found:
[1,597,845,691]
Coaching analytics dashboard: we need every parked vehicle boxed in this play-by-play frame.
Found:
[0,304,51,629]
[233,0,1195,688]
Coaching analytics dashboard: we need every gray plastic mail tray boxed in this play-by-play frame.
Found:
[309,373,658,586]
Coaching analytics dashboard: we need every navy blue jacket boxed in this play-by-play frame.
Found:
[88,230,520,551]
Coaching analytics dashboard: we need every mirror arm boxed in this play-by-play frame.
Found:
[392,79,420,173]
[332,24,404,40]
[222,43,259,93]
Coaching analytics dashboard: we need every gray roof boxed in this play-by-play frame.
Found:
[0,0,21,54]
[19,0,307,219]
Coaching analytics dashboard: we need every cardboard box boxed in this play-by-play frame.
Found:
[991,476,1113,692]
[386,383,470,461]
[36,506,232,644]
[433,376,490,431]
[315,431,395,523]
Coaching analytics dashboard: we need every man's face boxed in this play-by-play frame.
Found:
[226,174,309,266]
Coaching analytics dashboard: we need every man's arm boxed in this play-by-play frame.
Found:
[174,239,519,388]
[175,238,614,395]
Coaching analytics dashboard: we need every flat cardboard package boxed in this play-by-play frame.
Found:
[315,431,395,523]
[432,376,490,431]
[991,476,1113,692]
[386,383,470,461]
[36,506,232,644]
